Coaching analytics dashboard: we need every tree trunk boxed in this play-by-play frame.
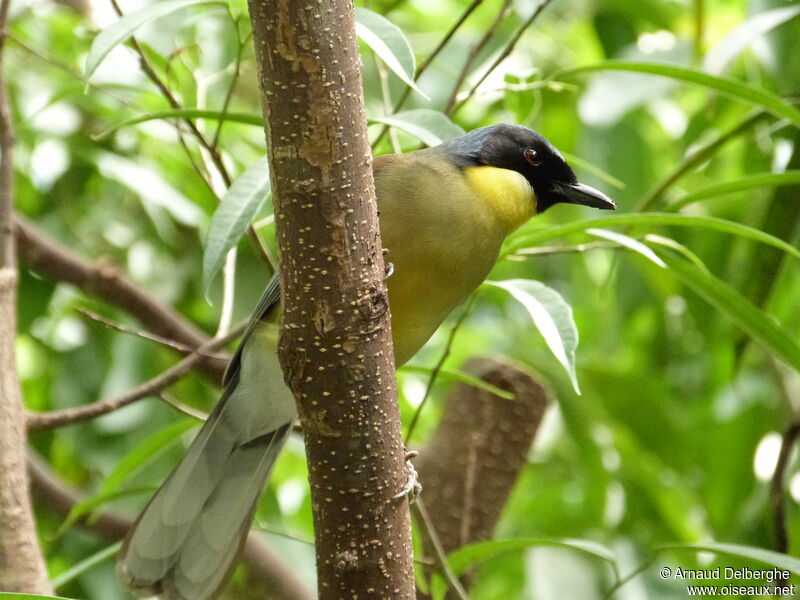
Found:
[0,271,52,594]
[0,0,52,589]
[246,1,415,598]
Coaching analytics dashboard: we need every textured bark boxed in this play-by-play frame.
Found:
[0,0,52,589]
[0,272,52,594]
[415,357,549,596]
[247,0,415,597]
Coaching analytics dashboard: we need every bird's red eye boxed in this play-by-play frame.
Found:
[524,148,542,166]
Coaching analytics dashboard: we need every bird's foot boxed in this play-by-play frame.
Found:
[382,248,394,280]
[393,449,422,501]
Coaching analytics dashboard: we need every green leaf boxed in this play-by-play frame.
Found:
[483,280,580,394]
[355,8,425,97]
[400,365,515,399]
[203,158,271,296]
[370,109,464,147]
[503,213,800,262]
[704,6,800,75]
[85,0,224,80]
[586,228,666,267]
[659,252,800,372]
[93,109,263,140]
[644,234,709,274]
[58,487,151,536]
[667,171,800,211]
[447,538,618,576]
[52,542,122,590]
[92,419,196,504]
[560,61,800,127]
[661,542,800,575]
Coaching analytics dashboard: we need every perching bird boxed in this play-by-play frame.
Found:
[117,123,615,600]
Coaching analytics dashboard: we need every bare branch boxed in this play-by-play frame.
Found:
[450,0,555,116]
[371,0,484,149]
[26,325,243,431]
[443,0,512,114]
[76,308,229,360]
[15,216,228,381]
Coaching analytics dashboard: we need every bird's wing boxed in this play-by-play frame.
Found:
[222,272,281,387]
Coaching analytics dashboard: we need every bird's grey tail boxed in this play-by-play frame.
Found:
[117,397,291,600]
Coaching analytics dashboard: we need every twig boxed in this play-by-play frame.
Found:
[637,109,769,212]
[107,0,272,271]
[770,419,800,555]
[26,324,243,431]
[405,296,475,444]
[158,392,208,421]
[75,308,229,360]
[449,0,556,116]
[371,0,484,149]
[15,217,229,380]
[443,0,512,114]
[212,16,248,149]
[413,498,470,600]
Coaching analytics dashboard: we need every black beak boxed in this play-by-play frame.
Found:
[553,181,616,210]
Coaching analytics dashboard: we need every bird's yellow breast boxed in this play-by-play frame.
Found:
[375,155,536,365]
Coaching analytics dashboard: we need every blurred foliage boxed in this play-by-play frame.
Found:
[6,0,800,597]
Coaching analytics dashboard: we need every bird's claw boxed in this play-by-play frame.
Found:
[382,248,394,280]
[393,450,422,501]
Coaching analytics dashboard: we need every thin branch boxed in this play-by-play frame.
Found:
[25,324,243,431]
[449,0,556,116]
[637,109,769,212]
[443,0,512,114]
[158,392,208,421]
[76,308,229,360]
[405,296,475,444]
[212,15,247,149]
[371,0,484,149]
[413,499,470,600]
[107,0,272,271]
[770,418,800,555]
[15,216,228,380]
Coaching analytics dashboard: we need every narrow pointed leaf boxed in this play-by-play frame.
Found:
[704,6,800,75]
[370,109,464,147]
[86,0,223,80]
[560,61,800,127]
[668,171,800,211]
[659,252,800,371]
[203,158,271,296]
[355,7,425,97]
[94,109,263,140]
[586,228,666,267]
[484,280,580,394]
[660,542,800,574]
[503,213,800,261]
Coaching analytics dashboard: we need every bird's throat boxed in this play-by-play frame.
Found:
[464,166,537,234]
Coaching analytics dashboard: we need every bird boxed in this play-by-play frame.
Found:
[117,123,615,600]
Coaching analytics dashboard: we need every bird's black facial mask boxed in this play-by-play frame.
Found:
[451,124,616,214]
